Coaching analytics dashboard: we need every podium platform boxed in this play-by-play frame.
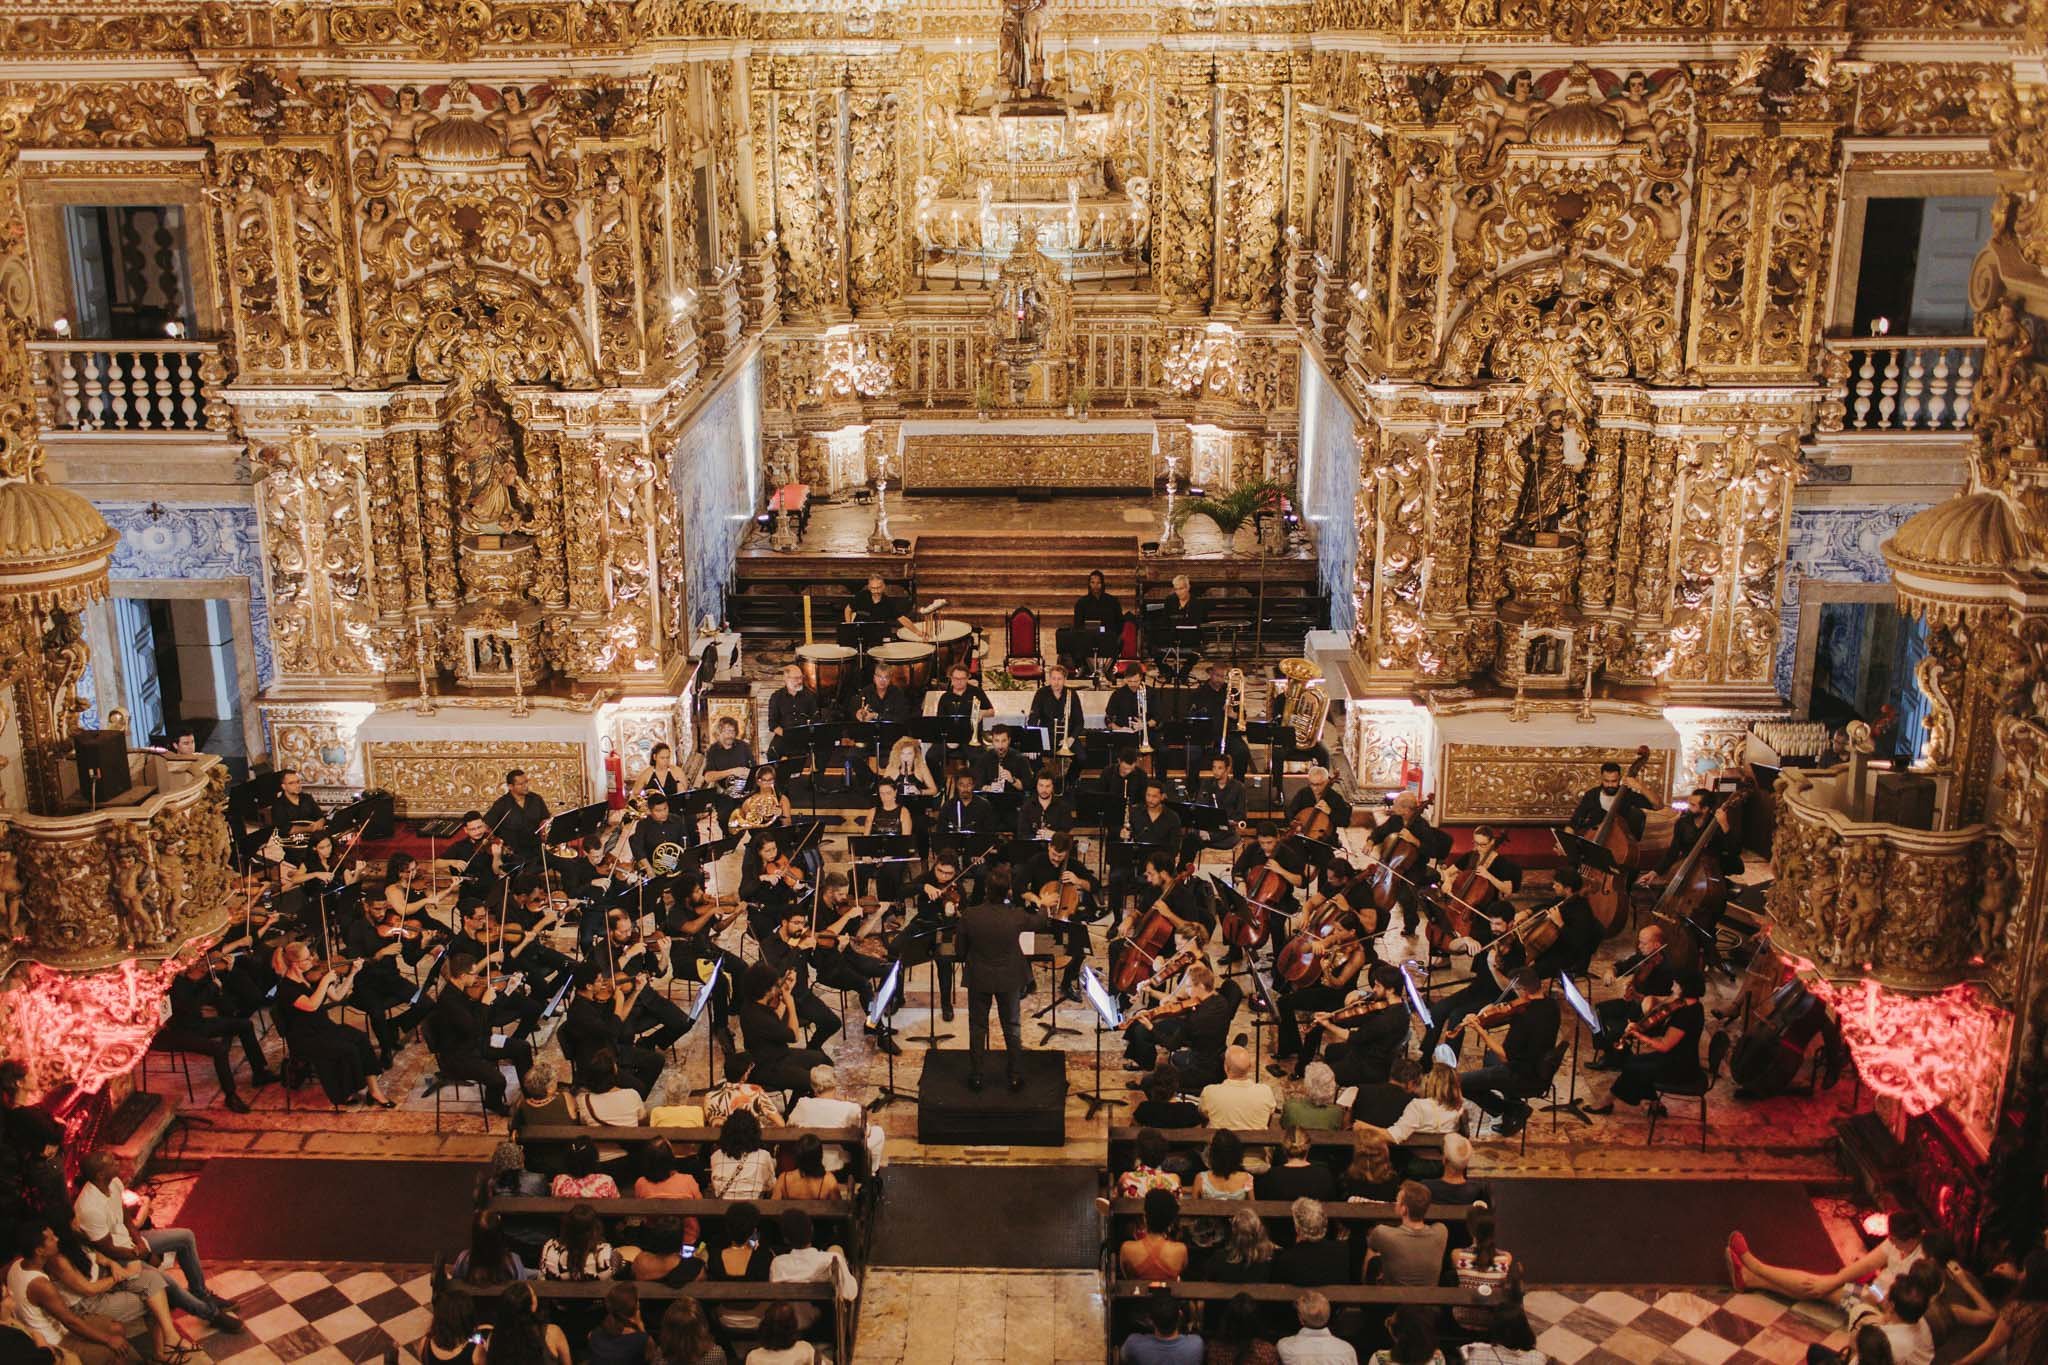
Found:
[917,1048,1068,1146]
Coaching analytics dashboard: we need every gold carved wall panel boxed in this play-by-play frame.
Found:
[1438,742,1674,824]
[899,432,1154,490]
[364,740,590,817]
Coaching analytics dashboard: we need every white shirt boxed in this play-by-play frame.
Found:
[770,1245,859,1301]
[787,1096,886,1173]
[1278,1327,1359,1365]
[7,1263,62,1346]
[1199,1078,1278,1131]
[74,1179,134,1252]
[1385,1097,1471,1144]
[1880,1319,1933,1365]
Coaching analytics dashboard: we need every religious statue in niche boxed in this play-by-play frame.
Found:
[451,390,536,539]
[998,0,1051,100]
[1504,405,1587,540]
[471,631,517,675]
[1524,628,1570,678]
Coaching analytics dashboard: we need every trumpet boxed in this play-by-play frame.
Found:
[1137,669,1152,756]
[969,697,982,748]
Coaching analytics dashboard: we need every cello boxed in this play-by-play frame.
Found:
[1364,794,1436,915]
[1112,863,1201,993]
[1575,749,1649,934]
[1275,864,1364,984]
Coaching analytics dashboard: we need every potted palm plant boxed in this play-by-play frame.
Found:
[1172,479,1288,554]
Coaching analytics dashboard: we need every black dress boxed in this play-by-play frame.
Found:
[275,975,379,1104]
[1612,999,1705,1106]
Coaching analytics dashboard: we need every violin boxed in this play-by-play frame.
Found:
[1628,993,1697,1040]
[1460,991,1539,1035]
[1316,992,1401,1029]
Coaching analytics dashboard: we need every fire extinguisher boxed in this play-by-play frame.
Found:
[603,741,626,810]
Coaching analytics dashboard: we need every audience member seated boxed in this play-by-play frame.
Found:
[1278,1291,1356,1365]
[1258,1129,1337,1203]
[1952,1247,2048,1365]
[633,1140,704,1202]
[1270,1201,1348,1288]
[551,1140,622,1200]
[705,1203,772,1336]
[745,1302,816,1365]
[1280,1065,1347,1131]
[1192,1131,1254,1201]
[517,1066,577,1144]
[1450,1210,1512,1330]
[1424,1136,1487,1211]
[1206,1292,1281,1365]
[1456,1307,1544,1365]
[649,1298,730,1365]
[9,1222,154,1365]
[1135,1066,1204,1130]
[623,1217,704,1288]
[770,1135,843,1201]
[708,1113,777,1201]
[1341,1128,1400,1203]
[73,1150,244,1335]
[575,1051,650,1167]
[1727,1209,1924,1306]
[1350,1059,1421,1132]
[478,1282,572,1365]
[1902,1234,1995,1351]
[540,1204,617,1281]
[703,1062,785,1127]
[1872,1278,1934,1365]
[787,1066,885,1175]
[1368,1306,1443,1365]
[1364,1183,1446,1288]
[453,1212,532,1287]
[1118,1129,1184,1199]
[587,1283,650,1365]
[491,1141,550,1197]
[768,1209,858,1331]
[1356,1064,1473,1148]
[1120,1189,1190,1281]
[1201,1049,1279,1132]
[417,1290,477,1365]
[1201,1210,1277,1284]
[1122,1291,1203,1365]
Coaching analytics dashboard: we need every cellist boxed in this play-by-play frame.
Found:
[1233,822,1308,959]
[1284,767,1353,868]
[1269,894,1372,1079]
[1112,853,1210,995]
[1438,826,1522,954]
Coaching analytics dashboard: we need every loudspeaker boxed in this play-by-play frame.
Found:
[73,729,131,804]
[1872,771,1937,830]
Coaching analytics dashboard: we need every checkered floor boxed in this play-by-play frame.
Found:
[172,1265,1856,1364]
[1525,1287,1849,1365]
[195,1265,434,1364]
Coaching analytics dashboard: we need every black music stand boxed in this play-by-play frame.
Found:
[864,959,917,1111]
[791,722,857,797]
[1076,965,1128,1118]
[690,955,725,1091]
[847,835,917,905]
[832,720,888,790]
[1245,961,1281,1078]
[546,802,612,848]
[1545,972,1602,1126]
[837,618,895,670]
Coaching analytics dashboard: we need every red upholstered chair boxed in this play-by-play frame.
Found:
[1005,607,1044,682]
[1118,614,1140,665]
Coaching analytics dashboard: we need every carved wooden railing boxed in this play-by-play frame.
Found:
[1822,336,1981,435]
[27,340,230,435]
[1769,763,2001,993]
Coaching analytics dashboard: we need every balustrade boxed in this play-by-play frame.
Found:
[27,340,226,435]
[1825,337,1981,434]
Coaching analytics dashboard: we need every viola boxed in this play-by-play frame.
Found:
[1112,864,1198,994]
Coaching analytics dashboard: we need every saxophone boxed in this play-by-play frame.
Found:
[1137,669,1152,756]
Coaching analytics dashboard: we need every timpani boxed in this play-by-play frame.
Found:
[872,640,935,693]
[796,642,857,697]
[901,619,976,678]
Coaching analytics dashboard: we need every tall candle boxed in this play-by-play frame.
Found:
[803,594,814,644]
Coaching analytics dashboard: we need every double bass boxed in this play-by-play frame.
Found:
[1575,749,1649,934]
[1647,787,1748,935]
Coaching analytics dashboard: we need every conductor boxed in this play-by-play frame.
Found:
[955,866,1053,1094]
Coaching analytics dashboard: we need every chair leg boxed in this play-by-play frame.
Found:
[1698,1096,1708,1152]
[179,1053,195,1102]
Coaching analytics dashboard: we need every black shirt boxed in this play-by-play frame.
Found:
[855,685,915,729]
[630,817,692,867]
[1498,996,1562,1087]
[758,932,816,996]
[1019,852,1097,902]
[1289,784,1355,832]
[934,686,993,738]
[1456,849,1523,894]
[1016,793,1077,840]
[1104,686,1147,732]
[1350,1081,1412,1129]
[1531,895,1604,977]
[1156,592,1205,637]
[703,741,756,778]
[1027,687,1085,747]
[1132,1098,1202,1128]
[1072,589,1121,633]
[1669,810,1745,877]
[430,985,491,1059]
[1191,777,1247,833]
[1570,784,1653,839]
[768,687,821,737]
[1124,804,1182,850]
[485,792,551,858]
[1185,682,1235,747]
[1257,1162,1337,1203]
[971,747,1033,793]
[1270,1239,1349,1288]
[168,972,232,1028]
[849,590,905,624]
[1334,1000,1410,1084]
[272,792,326,835]
[738,999,799,1063]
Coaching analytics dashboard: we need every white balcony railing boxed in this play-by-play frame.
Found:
[1825,336,1981,435]
[27,339,227,434]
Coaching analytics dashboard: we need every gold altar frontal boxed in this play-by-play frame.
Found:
[899,429,1154,491]
[1426,697,1681,826]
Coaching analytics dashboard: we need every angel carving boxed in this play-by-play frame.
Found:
[1603,70,1688,147]
[365,86,440,176]
[1466,69,1543,167]
[490,87,553,173]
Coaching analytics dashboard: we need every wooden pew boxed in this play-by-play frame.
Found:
[1103,1280,1487,1365]
[514,1123,872,1187]
[1108,1126,1445,1154]
[1103,1198,1472,1223]
[485,1195,868,1270]
[442,1277,848,1363]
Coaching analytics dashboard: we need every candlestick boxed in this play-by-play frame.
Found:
[803,594,814,644]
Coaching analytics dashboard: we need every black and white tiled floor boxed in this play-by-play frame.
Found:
[1525,1287,1848,1365]
[197,1265,434,1364]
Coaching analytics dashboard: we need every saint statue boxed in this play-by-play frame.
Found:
[451,394,536,537]
[999,0,1050,98]
[1506,408,1585,540]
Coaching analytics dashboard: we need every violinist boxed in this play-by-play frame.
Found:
[338,894,431,1067]
[1016,771,1077,842]
[971,725,1033,796]
[741,831,808,940]
[556,829,623,904]
[1026,665,1086,765]
[936,769,995,838]
[429,954,533,1116]
[810,874,900,1050]
[383,853,458,936]
[854,660,916,729]
[760,905,854,1052]
[767,665,821,764]
[1122,954,1226,1075]
[1568,761,1653,840]
[737,959,832,1097]
[158,955,276,1114]
[273,941,393,1108]
[433,812,497,879]
[1020,832,1098,997]
[630,791,692,876]
[1591,924,1688,1070]
[1586,973,1705,1121]
[444,902,546,1036]
[1190,753,1248,852]
[599,909,691,1052]
[1455,969,1559,1137]
[1129,922,1209,1015]
[701,718,757,793]
[562,965,665,1097]
[485,769,552,866]
[1112,852,1209,991]
[636,742,685,802]
[1270,890,1372,1077]
[656,867,742,1053]
[900,850,972,1021]
[1313,962,1414,1090]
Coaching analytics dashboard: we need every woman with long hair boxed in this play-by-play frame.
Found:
[475,1282,571,1365]
[710,1112,777,1200]
[1204,1292,1279,1365]
[539,1204,615,1281]
[585,1282,649,1365]
[416,1289,477,1365]
[1371,1305,1445,1365]
[648,1298,728,1365]
[1343,1125,1400,1201]
[453,1212,528,1287]
[1201,1209,1277,1284]
[1451,1208,1515,1330]
[1192,1130,1253,1200]
[1954,1247,2048,1365]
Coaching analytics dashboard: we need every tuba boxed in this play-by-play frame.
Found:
[1279,657,1329,751]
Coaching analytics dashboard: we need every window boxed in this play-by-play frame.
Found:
[61,204,196,340]
[1850,196,1992,337]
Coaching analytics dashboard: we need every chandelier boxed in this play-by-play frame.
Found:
[1162,322,1238,395]
[817,329,894,399]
